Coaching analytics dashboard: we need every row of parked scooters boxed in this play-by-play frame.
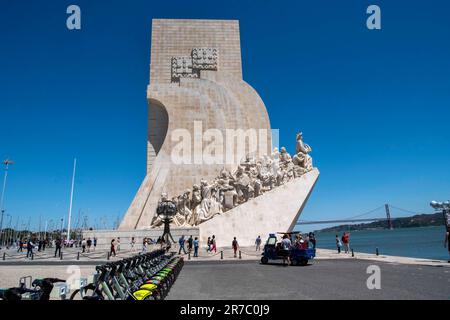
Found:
[0,248,184,300]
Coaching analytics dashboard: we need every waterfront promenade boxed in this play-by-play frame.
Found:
[1,245,449,267]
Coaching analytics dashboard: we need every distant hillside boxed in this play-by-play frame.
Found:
[315,212,445,233]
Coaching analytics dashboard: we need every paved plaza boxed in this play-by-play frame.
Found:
[167,259,450,300]
[1,245,449,299]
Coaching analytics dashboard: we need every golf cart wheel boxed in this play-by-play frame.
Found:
[291,259,298,266]
[300,259,308,266]
[261,257,269,264]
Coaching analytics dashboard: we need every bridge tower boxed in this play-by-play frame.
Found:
[385,204,393,230]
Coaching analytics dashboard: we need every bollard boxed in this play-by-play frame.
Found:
[60,251,63,260]
[2,252,5,260]
[376,247,379,256]
[107,252,110,260]
[188,252,191,260]
[77,252,80,260]
[31,252,34,260]
[351,249,354,257]
[239,251,242,259]
[220,251,223,260]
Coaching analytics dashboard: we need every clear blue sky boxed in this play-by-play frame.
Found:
[1,0,449,231]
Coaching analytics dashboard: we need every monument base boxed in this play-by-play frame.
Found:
[82,227,199,251]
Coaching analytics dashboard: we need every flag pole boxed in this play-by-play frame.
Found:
[67,158,76,242]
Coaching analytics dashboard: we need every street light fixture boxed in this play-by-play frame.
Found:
[430,200,450,230]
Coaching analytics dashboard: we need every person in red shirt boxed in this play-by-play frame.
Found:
[341,232,350,253]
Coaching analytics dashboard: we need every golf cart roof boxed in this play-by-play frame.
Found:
[276,231,300,234]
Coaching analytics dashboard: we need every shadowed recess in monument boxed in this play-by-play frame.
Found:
[147,98,168,173]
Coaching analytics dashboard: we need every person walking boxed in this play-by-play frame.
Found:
[309,232,316,249]
[193,237,199,257]
[281,234,292,266]
[178,235,187,254]
[86,238,92,253]
[336,234,342,253]
[54,238,62,258]
[206,236,211,252]
[17,239,23,253]
[211,235,217,253]
[142,238,148,253]
[232,237,239,258]
[26,239,34,258]
[116,237,121,252]
[110,238,116,257]
[130,237,136,252]
[93,237,97,251]
[81,238,86,253]
[187,235,193,253]
[255,235,262,251]
[342,232,350,253]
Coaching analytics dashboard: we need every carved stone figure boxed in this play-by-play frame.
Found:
[150,133,314,228]
[172,190,191,226]
[194,179,221,223]
[294,132,313,171]
[215,168,238,209]
[233,166,253,203]
[188,185,202,226]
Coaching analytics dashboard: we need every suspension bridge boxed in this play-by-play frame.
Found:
[296,204,427,229]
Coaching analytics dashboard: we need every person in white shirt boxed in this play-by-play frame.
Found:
[281,234,292,266]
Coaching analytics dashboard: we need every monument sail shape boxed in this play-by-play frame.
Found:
[118,19,319,247]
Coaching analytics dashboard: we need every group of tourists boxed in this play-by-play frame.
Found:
[80,237,95,253]
[178,235,200,257]
[16,238,52,253]
[109,237,121,257]
[12,236,98,259]
[206,235,217,254]
[254,232,316,252]
[108,236,171,257]
[335,232,350,253]
[277,233,316,265]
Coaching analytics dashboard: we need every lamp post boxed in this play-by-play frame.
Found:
[6,214,12,247]
[12,216,19,244]
[431,201,450,262]
[430,200,450,230]
[44,220,48,241]
[0,159,14,246]
[156,196,177,245]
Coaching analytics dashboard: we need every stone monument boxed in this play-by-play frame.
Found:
[85,19,319,248]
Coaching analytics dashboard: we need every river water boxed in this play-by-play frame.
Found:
[309,226,449,261]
